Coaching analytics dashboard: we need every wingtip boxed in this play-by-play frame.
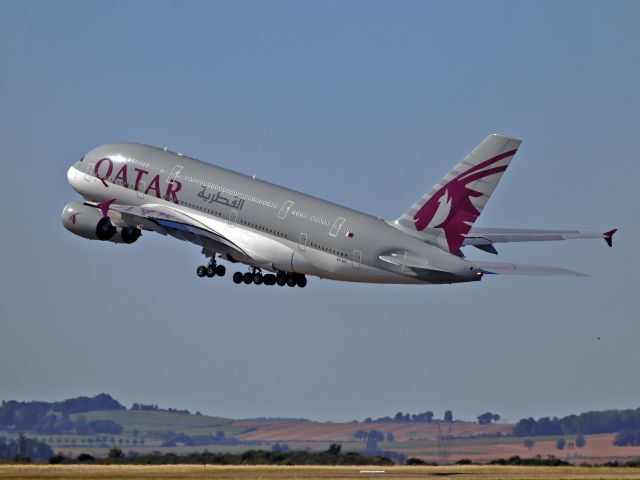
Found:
[603,228,617,247]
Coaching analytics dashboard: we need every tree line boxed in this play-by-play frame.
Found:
[47,445,395,466]
[363,410,454,423]
[513,408,640,436]
[0,394,125,434]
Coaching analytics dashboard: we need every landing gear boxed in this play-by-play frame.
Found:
[196,258,226,279]
[198,259,306,287]
[231,269,307,288]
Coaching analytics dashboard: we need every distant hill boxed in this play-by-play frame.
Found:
[3,394,640,464]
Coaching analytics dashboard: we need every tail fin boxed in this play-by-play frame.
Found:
[392,133,521,253]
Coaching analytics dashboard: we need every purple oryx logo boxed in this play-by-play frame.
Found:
[69,212,81,224]
[413,149,517,253]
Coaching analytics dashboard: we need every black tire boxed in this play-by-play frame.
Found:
[233,272,243,284]
[253,274,263,285]
[264,274,276,285]
[276,276,287,286]
[297,276,307,288]
[243,272,253,284]
[216,265,226,277]
[196,265,207,277]
[206,265,216,277]
[287,276,297,287]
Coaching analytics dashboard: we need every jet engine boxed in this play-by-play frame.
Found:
[61,202,141,244]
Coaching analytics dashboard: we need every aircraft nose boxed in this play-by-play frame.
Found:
[67,165,76,183]
[67,164,84,193]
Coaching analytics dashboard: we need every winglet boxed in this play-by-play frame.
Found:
[603,228,617,248]
[97,198,116,218]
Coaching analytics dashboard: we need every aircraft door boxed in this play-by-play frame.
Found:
[298,233,307,252]
[137,181,146,200]
[167,164,183,184]
[277,201,294,220]
[229,209,237,227]
[84,161,95,181]
[329,217,346,237]
[352,249,362,269]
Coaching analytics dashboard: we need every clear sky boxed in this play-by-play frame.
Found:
[0,0,638,424]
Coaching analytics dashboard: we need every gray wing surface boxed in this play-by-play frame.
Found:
[463,227,617,254]
[106,203,249,257]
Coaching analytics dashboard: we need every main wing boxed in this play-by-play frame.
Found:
[100,201,254,261]
[463,227,617,254]
[92,199,311,274]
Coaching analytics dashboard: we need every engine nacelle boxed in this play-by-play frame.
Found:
[61,202,141,244]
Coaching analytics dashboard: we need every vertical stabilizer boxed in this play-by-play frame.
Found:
[392,134,521,253]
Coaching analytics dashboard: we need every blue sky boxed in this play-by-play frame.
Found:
[0,0,638,423]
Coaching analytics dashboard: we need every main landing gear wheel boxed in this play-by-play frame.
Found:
[233,272,243,284]
[263,274,276,286]
[196,257,226,280]
[296,276,307,288]
[253,273,263,285]
[286,275,297,287]
[206,265,216,277]
[243,272,253,284]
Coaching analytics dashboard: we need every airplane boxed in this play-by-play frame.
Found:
[62,133,616,288]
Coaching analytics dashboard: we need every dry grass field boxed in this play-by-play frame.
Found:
[233,421,512,442]
[2,464,640,480]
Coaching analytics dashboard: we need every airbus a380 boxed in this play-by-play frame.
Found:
[62,134,616,288]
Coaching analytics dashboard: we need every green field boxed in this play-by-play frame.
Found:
[2,464,640,480]
[70,411,245,436]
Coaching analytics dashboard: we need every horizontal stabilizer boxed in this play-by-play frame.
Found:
[464,227,619,249]
[475,261,589,277]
